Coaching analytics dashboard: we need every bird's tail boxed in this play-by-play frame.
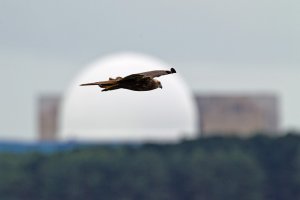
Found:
[101,84,120,92]
[80,80,117,87]
[80,83,99,86]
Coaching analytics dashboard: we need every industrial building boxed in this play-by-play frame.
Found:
[37,93,280,141]
[37,95,61,141]
[195,94,279,137]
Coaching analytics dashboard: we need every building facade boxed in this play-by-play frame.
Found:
[38,95,61,141]
[195,94,279,137]
[37,93,280,140]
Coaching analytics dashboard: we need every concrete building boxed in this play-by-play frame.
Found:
[37,93,280,141]
[37,95,61,141]
[195,94,280,137]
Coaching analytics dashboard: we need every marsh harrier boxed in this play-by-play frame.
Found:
[80,68,176,92]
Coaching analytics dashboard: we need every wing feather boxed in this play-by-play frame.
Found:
[136,68,176,78]
[119,74,145,82]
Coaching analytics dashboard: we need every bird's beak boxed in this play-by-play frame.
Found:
[160,85,163,89]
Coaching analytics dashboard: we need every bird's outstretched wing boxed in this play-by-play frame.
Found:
[135,68,176,78]
[119,74,145,82]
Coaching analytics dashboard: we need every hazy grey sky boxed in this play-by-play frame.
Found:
[0,0,299,140]
[1,0,300,64]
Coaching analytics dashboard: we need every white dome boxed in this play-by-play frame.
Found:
[60,53,199,142]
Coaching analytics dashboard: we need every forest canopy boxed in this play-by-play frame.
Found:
[0,133,300,200]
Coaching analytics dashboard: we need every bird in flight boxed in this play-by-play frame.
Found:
[80,68,176,92]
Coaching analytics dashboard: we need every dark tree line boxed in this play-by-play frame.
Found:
[0,133,300,200]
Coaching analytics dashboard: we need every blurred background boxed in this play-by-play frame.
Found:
[0,0,300,199]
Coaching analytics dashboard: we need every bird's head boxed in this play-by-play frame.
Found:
[156,80,163,89]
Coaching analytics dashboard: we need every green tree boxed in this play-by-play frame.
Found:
[169,148,264,200]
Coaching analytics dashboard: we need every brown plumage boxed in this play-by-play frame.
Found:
[80,68,176,92]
